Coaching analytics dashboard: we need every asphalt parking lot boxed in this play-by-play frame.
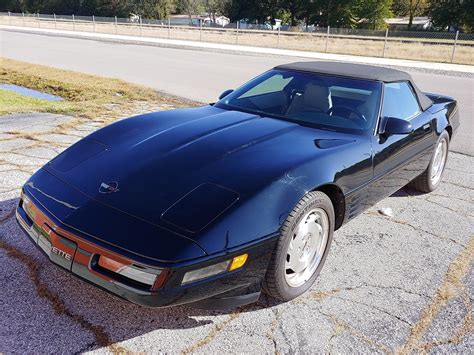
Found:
[0,112,472,353]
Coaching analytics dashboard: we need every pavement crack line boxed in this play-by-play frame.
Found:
[326,311,346,354]
[181,312,241,354]
[1,188,22,196]
[333,295,413,326]
[443,180,474,191]
[430,192,474,204]
[398,235,474,354]
[0,208,16,224]
[317,308,391,354]
[3,151,51,161]
[418,291,472,352]
[74,341,97,354]
[361,283,431,299]
[308,285,362,301]
[266,308,280,354]
[445,166,474,175]
[424,197,474,218]
[0,209,129,354]
[367,211,466,248]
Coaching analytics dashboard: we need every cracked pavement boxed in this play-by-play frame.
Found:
[0,112,473,353]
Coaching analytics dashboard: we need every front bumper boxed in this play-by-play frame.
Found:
[16,193,278,309]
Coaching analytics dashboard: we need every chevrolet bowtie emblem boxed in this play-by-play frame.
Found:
[99,181,119,193]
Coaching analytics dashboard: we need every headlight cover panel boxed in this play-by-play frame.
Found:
[161,183,240,233]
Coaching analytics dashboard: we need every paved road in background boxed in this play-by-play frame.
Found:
[1,30,472,155]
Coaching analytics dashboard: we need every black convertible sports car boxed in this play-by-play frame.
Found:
[17,62,459,309]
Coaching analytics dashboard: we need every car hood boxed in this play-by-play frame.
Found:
[23,169,206,264]
[44,105,353,238]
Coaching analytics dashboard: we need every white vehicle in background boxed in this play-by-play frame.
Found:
[129,14,140,23]
[215,16,230,27]
[242,19,282,30]
[273,19,282,30]
[202,15,230,27]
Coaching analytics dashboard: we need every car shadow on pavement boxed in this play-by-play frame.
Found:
[0,196,279,352]
[391,186,426,198]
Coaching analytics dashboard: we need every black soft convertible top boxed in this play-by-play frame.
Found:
[275,61,433,110]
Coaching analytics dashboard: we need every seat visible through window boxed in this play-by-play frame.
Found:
[287,82,332,115]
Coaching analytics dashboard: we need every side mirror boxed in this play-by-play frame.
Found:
[379,116,413,135]
[218,89,233,100]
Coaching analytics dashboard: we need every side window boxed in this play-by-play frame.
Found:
[382,82,421,120]
[238,74,292,99]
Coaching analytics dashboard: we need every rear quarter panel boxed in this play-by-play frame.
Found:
[426,93,460,137]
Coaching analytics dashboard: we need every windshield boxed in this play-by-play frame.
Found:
[215,69,382,134]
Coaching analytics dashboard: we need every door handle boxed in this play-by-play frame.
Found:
[423,123,431,131]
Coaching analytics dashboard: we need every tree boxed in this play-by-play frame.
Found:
[429,0,463,31]
[305,0,357,28]
[280,0,300,25]
[461,0,474,31]
[5,0,471,32]
[176,0,203,23]
[430,0,474,32]
[129,0,175,19]
[392,0,428,29]
[327,0,357,27]
[204,0,227,22]
[354,0,393,29]
[297,0,319,28]
[223,0,281,24]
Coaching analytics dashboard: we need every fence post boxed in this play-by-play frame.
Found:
[22,12,25,27]
[8,11,10,25]
[277,26,280,48]
[53,13,56,29]
[325,26,330,52]
[199,18,202,41]
[382,28,389,58]
[451,30,459,63]
[168,17,171,39]
[92,15,95,32]
[114,16,118,34]
[72,14,75,31]
[37,13,40,28]
[139,16,142,36]
[235,21,239,45]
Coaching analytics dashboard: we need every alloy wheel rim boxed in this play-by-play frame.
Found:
[431,139,447,185]
[285,208,329,288]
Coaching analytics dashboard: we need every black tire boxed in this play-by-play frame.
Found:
[262,191,334,301]
[410,131,450,193]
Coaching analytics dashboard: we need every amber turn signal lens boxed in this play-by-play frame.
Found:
[229,253,248,271]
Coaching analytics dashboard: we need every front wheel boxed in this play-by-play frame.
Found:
[410,131,450,193]
[263,191,334,301]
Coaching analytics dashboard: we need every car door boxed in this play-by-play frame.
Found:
[369,81,435,201]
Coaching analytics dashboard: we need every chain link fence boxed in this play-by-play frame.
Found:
[1,12,473,65]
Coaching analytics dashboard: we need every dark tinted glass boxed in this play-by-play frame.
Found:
[382,82,421,120]
[215,69,382,134]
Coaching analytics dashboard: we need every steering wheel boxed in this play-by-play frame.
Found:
[328,106,367,123]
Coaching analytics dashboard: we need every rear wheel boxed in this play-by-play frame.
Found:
[410,131,449,193]
[263,191,334,301]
